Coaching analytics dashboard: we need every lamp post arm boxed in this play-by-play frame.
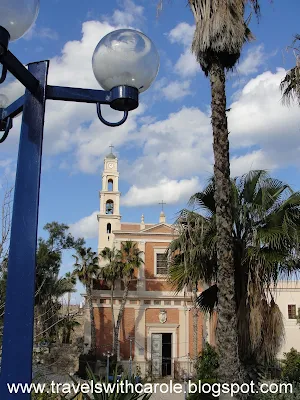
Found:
[46,85,112,104]
[1,51,39,93]
[0,95,25,120]
[0,83,139,142]
[46,85,139,111]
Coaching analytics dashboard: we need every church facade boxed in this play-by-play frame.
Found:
[83,150,215,378]
[82,150,300,376]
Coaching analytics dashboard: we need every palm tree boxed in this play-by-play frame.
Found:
[34,265,77,345]
[100,241,143,356]
[280,34,300,105]
[99,247,123,352]
[117,241,143,352]
[64,271,77,317]
[60,315,81,344]
[157,0,262,384]
[73,246,99,354]
[172,170,300,381]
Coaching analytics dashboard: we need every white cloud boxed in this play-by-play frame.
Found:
[174,49,200,77]
[2,1,300,212]
[160,80,192,101]
[168,22,194,47]
[229,68,300,151]
[236,45,266,76]
[0,3,148,171]
[109,0,144,26]
[121,107,212,188]
[39,28,59,40]
[122,177,200,207]
[69,211,98,239]
[168,22,200,77]
[23,24,59,41]
[230,150,277,177]
[119,67,300,205]
[228,68,300,173]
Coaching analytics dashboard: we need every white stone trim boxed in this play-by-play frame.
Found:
[91,289,197,298]
[141,223,172,232]
[113,233,176,237]
[146,323,179,328]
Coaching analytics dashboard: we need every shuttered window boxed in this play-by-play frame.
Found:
[156,253,168,275]
[288,304,297,319]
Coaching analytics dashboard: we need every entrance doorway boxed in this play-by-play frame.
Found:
[151,333,172,377]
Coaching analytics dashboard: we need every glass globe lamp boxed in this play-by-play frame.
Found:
[92,29,159,94]
[0,0,40,41]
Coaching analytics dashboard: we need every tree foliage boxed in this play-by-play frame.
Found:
[281,34,300,105]
[34,222,84,345]
[171,170,300,375]
[73,246,99,354]
[282,348,300,383]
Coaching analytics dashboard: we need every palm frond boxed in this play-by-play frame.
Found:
[197,285,218,315]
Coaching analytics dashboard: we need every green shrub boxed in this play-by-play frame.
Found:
[195,343,219,380]
[188,343,219,400]
[282,348,300,383]
[253,382,300,399]
[32,393,60,400]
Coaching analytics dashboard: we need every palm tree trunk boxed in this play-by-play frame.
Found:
[113,281,130,356]
[110,287,115,351]
[67,292,71,317]
[192,286,198,361]
[86,283,97,354]
[209,61,243,387]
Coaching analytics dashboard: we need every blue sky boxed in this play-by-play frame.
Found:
[1,0,300,302]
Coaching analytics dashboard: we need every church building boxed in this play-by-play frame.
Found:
[83,149,214,378]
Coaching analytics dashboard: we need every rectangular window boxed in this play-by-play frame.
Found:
[154,300,161,305]
[288,304,297,319]
[144,300,151,305]
[164,300,171,305]
[156,253,168,275]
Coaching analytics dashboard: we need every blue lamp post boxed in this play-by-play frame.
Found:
[0,1,159,398]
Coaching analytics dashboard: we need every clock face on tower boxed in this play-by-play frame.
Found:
[107,163,114,169]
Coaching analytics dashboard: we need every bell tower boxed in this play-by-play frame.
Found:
[97,146,121,262]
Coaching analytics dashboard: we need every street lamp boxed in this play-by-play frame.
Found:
[0,1,159,398]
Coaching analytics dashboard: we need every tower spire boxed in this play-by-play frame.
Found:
[159,200,166,223]
[159,200,166,212]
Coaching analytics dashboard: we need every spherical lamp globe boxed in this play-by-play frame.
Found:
[92,29,159,93]
[0,0,40,41]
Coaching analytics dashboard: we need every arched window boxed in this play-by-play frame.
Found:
[107,223,111,234]
[108,179,113,191]
[106,200,114,215]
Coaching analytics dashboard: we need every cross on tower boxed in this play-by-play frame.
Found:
[109,144,114,153]
[159,200,166,212]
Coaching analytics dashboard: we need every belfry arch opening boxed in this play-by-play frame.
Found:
[108,178,113,191]
[106,200,114,214]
